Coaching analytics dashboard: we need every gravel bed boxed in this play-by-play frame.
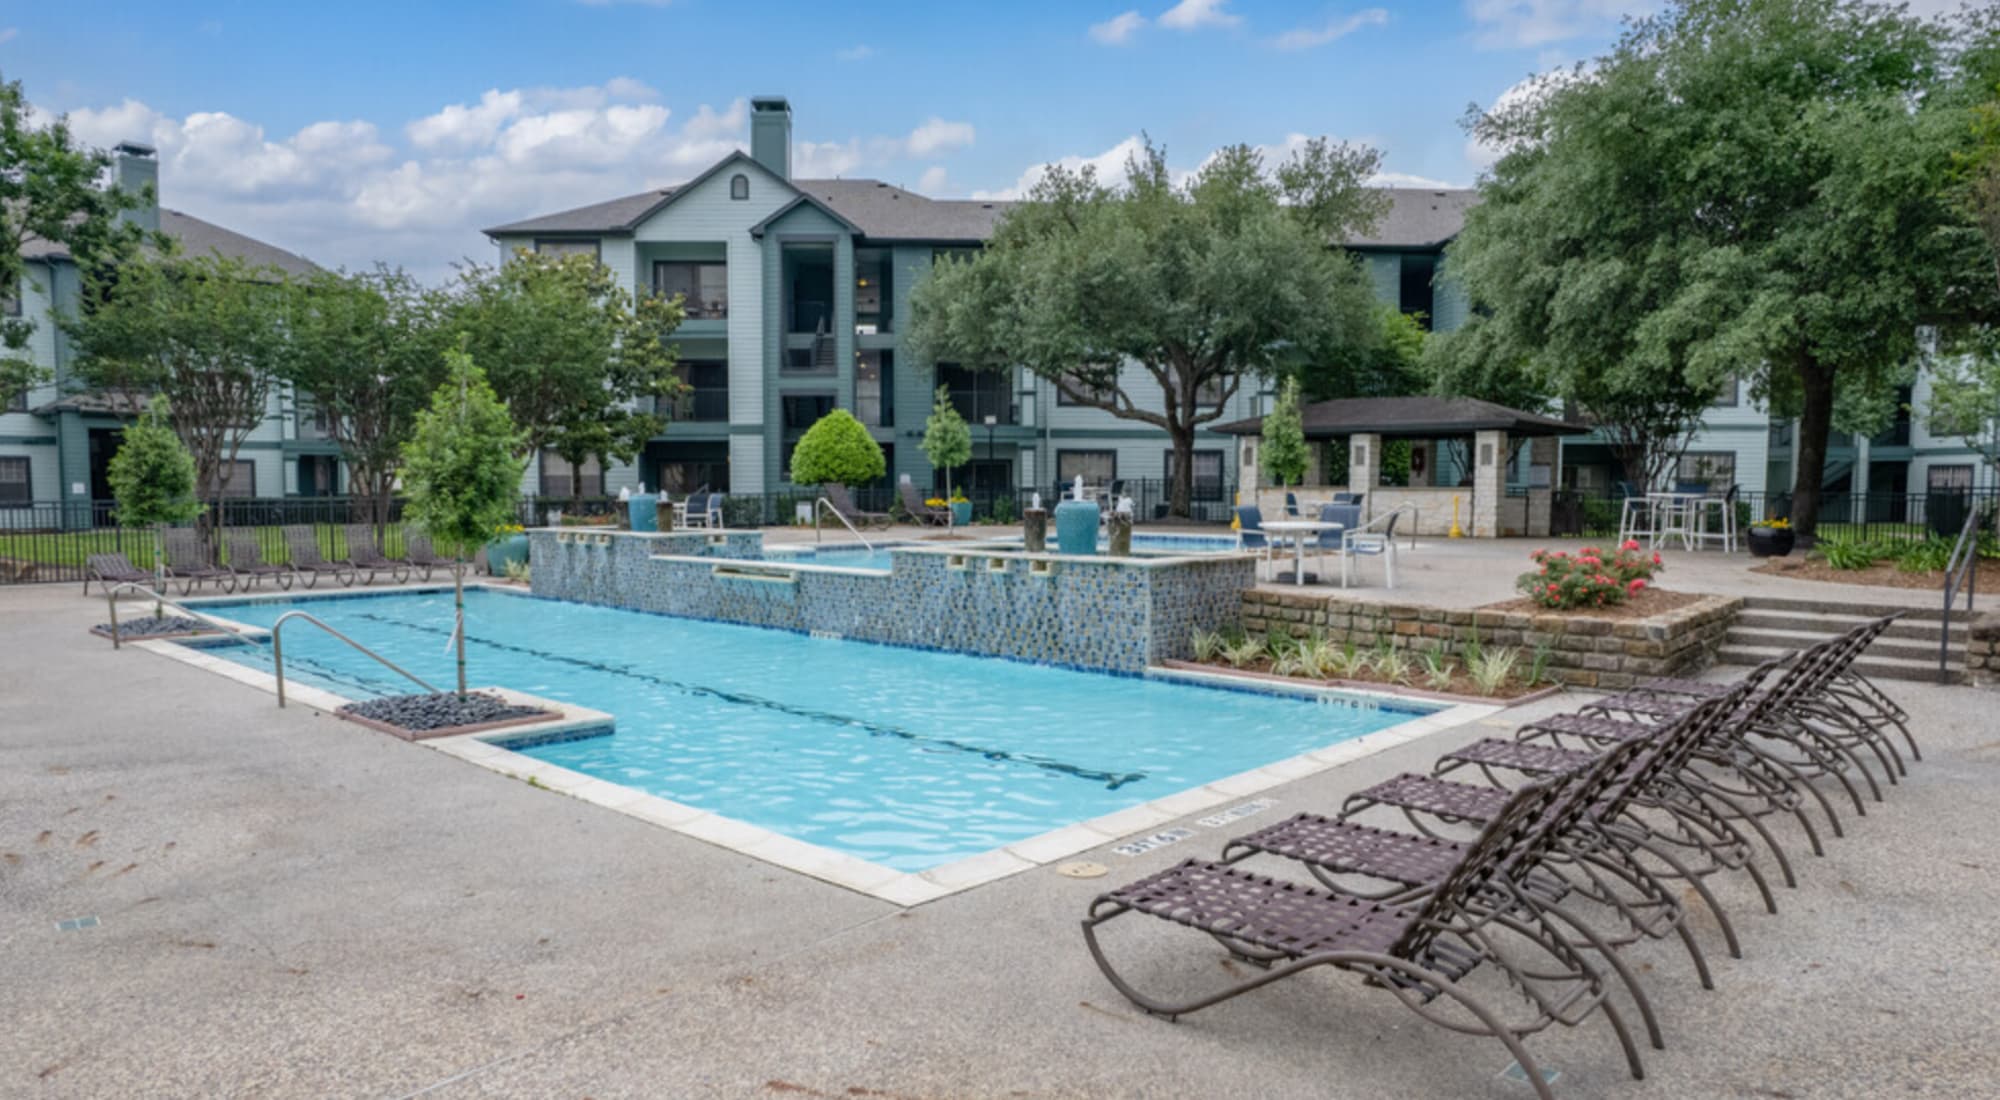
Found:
[94,615,214,639]
[337,691,551,733]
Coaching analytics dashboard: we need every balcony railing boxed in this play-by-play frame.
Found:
[948,390,1017,426]
[656,389,728,423]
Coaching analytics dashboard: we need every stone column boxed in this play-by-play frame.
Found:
[1473,429,1506,538]
[1023,508,1048,553]
[1348,433,1381,520]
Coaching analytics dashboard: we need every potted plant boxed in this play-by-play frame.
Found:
[485,522,529,575]
[1747,517,1794,558]
[948,488,973,527]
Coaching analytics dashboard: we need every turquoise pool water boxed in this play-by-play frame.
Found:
[194,588,1430,871]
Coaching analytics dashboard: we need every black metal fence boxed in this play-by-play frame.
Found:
[1550,488,2000,542]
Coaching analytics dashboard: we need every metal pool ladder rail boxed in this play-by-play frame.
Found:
[103,582,272,653]
[813,496,875,552]
[269,610,439,708]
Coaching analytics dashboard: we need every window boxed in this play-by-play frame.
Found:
[1196,375,1226,409]
[855,257,891,329]
[1927,465,1973,493]
[653,262,728,320]
[729,174,749,200]
[1057,368,1114,407]
[0,456,28,506]
[856,350,893,428]
[660,360,727,422]
[1164,449,1226,501]
[1398,252,1437,329]
[1057,450,1116,489]
[200,460,256,499]
[782,393,836,431]
[1675,451,1735,488]
[539,451,603,498]
[534,239,600,261]
[938,363,1012,425]
[1711,376,1739,408]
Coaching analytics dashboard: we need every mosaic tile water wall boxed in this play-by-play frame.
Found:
[528,529,1256,672]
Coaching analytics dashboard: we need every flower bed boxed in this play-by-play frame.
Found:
[1176,628,1560,700]
[1519,542,1661,610]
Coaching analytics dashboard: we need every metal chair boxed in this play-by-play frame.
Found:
[1233,504,1279,580]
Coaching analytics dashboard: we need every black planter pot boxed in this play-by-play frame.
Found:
[1747,527,1795,558]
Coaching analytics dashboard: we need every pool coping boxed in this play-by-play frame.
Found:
[138,584,1497,908]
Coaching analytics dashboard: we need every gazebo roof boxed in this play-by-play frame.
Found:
[1212,395,1588,440]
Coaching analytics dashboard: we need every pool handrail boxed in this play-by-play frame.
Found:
[101,581,273,654]
[269,609,440,708]
[813,496,876,553]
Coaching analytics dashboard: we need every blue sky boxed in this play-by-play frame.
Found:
[3,1,1665,278]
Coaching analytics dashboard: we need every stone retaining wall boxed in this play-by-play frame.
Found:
[1239,590,1743,690]
[1967,612,2000,687]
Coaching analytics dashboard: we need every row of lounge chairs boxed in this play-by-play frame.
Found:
[84,525,454,596]
[1082,613,1917,1099]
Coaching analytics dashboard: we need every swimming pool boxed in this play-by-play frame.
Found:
[193,588,1432,872]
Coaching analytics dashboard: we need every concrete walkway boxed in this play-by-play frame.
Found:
[3,581,1996,1098]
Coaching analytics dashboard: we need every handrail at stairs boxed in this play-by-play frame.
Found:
[814,497,875,552]
[1940,505,1980,684]
[270,610,439,708]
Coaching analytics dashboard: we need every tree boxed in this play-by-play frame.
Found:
[1448,0,1990,540]
[1259,378,1309,487]
[106,396,203,603]
[919,385,972,498]
[0,73,151,405]
[1296,306,1429,402]
[789,409,885,488]
[282,267,452,526]
[907,136,1384,516]
[65,253,291,507]
[450,250,685,500]
[402,349,527,696]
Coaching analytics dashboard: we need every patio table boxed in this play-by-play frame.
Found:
[1645,491,1704,552]
[1258,519,1345,587]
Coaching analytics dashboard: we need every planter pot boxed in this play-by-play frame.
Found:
[1747,527,1794,558]
[949,501,973,527]
[485,533,530,575]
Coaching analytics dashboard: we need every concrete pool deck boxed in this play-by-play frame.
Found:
[4,580,1999,1097]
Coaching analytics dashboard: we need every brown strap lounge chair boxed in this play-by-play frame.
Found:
[224,530,294,591]
[160,527,236,595]
[281,525,356,588]
[343,524,410,585]
[401,530,448,583]
[84,552,157,596]
[1083,763,1646,1100]
[897,482,951,526]
[821,483,892,530]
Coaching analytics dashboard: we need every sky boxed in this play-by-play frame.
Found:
[0,0,1958,281]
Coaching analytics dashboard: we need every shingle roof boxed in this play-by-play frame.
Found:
[792,180,1012,242]
[20,209,320,276]
[481,188,676,236]
[1343,188,1481,250]
[1212,395,1585,439]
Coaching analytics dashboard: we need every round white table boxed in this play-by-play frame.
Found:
[1257,519,1345,587]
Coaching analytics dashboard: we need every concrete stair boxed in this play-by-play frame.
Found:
[1715,596,1968,684]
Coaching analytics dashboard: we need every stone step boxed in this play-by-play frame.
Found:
[1732,610,1965,643]
[1738,595,1947,622]
[1724,627,1957,663]
[1715,643,1966,684]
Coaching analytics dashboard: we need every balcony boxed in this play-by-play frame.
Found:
[948,389,1017,427]
[655,389,728,423]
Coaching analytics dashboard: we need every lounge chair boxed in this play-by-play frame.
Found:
[161,527,236,595]
[1084,760,1647,1100]
[282,525,356,588]
[402,530,450,582]
[343,524,410,584]
[821,483,891,530]
[224,530,293,591]
[898,481,950,526]
[84,552,156,596]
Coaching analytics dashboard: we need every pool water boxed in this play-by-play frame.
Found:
[196,588,1430,871]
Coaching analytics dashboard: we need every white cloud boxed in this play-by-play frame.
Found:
[976,131,1461,201]
[836,44,874,61]
[0,28,18,45]
[1466,0,1651,48]
[794,139,864,178]
[1273,9,1388,51]
[1090,11,1146,44]
[1158,0,1239,31]
[904,117,975,157]
[1370,171,1463,189]
[1462,64,1590,167]
[917,165,950,194]
[406,89,523,153]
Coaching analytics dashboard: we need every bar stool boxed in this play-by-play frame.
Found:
[1695,485,1739,552]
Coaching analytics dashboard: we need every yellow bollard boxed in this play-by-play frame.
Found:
[1449,494,1464,539]
[1230,490,1241,531]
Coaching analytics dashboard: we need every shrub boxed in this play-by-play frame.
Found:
[1817,535,1887,571]
[1468,646,1519,696]
[1894,536,1953,573]
[1516,542,1663,610]
[1189,629,1223,662]
[790,409,885,487]
[1220,637,1265,669]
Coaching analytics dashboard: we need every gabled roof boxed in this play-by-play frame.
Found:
[746,192,865,238]
[21,209,319,276]
[792,179,1011,243]
[483,150,778,237]
[1212,395,1585,440]
[1343,188,1480,250]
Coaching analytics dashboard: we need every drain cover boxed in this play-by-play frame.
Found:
[1056,861,1109,879]
[54,915,101,932]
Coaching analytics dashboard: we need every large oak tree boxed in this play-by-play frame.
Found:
[906,137,1385,517]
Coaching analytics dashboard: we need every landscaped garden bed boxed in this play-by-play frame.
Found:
[336,691,557,741]
[89,615,221,642]
[1169,629,1563,701]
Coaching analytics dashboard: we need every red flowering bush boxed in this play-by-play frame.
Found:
[1518,541,1664,610]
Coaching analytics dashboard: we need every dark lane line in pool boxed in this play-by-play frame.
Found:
[347,610,1149,790]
